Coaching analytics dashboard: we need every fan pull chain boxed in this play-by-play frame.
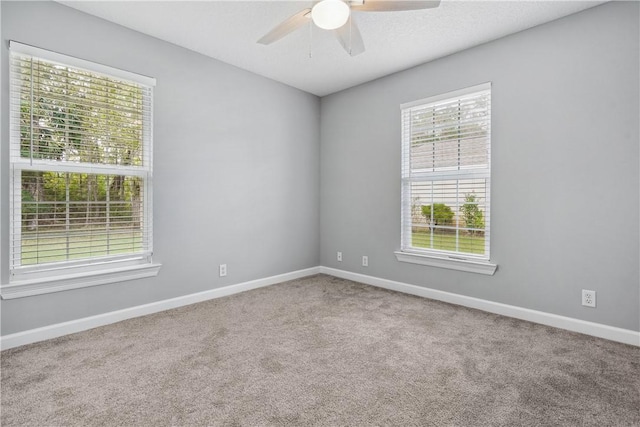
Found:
[308,21,313,58]
[349,16,353,56]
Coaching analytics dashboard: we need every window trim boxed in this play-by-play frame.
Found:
[9,41,156,87]
[394,250,497,275]
[3,41,160,297]
[1,261,162,299]
[398,83,496,274]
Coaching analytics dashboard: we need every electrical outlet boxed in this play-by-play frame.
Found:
[337,251,343,262]
[219,264,227,277]
[582,289,596,308]
[362,255,368,267]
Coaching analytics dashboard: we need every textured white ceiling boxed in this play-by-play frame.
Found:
[57,0,606,96]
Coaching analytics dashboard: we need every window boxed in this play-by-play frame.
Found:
[396,83,496,274]
[4,42,160,298]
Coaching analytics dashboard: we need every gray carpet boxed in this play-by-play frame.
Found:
[1,274,639,426]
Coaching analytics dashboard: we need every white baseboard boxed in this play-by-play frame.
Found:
[3,266,638,350]
[0,267,320,351]
[320,267,640,347]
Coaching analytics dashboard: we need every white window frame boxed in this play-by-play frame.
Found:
[2,42,161,299]
[395,83,497,275]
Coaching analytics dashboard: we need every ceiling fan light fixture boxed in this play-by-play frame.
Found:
[311,0,350,30]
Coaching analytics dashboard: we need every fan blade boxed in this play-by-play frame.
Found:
[335,16,365,56]
[351,0,440,12]
[258,8,312,45]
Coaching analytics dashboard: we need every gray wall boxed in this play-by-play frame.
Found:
[320,2,639,331]
[0,1,320,335]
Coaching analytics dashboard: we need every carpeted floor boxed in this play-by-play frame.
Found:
[1,274,639,426]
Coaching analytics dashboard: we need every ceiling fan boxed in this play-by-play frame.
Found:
[258,0,441,56]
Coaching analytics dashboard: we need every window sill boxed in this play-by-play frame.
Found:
[394,251,497,275]
[1,262,162,299]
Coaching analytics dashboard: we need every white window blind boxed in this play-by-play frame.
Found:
[401,83,491,260]
[9,42,155,275]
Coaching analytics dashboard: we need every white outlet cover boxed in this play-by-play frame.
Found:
[582,289,596,307]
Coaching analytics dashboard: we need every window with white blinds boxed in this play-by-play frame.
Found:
[401,83,491,260]
[9,42,155,276]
